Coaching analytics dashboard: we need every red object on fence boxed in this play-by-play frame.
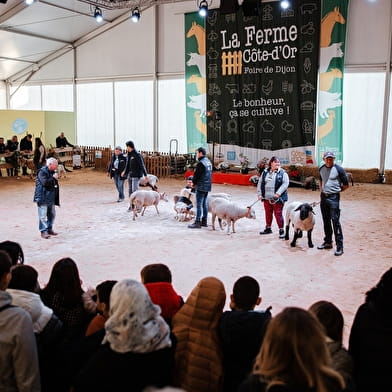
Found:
[184,170,253,186]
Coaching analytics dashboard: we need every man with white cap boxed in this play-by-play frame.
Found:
[317,151,349,256]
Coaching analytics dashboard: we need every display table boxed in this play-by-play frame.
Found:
[185,170,254,186]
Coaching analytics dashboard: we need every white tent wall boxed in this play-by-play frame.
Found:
[2,0,392,169]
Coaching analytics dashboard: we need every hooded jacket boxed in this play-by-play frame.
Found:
[0,290,41,392]
[172,277,226,392]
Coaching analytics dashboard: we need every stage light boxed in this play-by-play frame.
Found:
[94,6,103,23]
[25,0,35,5]
[131,7,140,23]
[198,0,208,17]
[280,0,290,9]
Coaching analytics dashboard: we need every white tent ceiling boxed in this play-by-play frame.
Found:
[0,0,189,82]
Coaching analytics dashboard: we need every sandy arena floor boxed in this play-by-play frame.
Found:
[0,168,391,345]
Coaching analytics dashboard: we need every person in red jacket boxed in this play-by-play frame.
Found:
[140,263,183,327]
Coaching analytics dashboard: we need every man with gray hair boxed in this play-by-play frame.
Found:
[33,157,60,239]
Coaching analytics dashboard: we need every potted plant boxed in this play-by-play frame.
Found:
[239,153,250,174]
[288,165,301,180]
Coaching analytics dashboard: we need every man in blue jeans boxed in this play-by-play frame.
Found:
[33,157,60,239]
[317,151,349,256]
[188,147,212,229]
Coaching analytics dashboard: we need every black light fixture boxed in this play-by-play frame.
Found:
[242,0,259,16]
[198,0,208,17]
[280,0,290,9]
[94,6,103,22]
[131,7,140,23]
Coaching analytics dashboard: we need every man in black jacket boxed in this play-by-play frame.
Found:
[33,157,60,239]
[122,140,148,199]
[56,132,74,148]
[107,146,127,202]
[188,147,212,229]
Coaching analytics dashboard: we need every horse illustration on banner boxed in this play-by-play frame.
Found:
[320,6,345,48]
[186,22,206,55]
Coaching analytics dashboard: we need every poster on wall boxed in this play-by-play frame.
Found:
[316,0,349,165]
[185,13,208,153]
[205,0,320,166]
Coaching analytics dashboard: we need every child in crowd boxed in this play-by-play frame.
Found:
[309,301,354,390]
[85,280,117,336]
[141,263,183,326]
[219,276,272,392]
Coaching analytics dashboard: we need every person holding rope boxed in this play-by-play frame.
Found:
[257,156,289,238]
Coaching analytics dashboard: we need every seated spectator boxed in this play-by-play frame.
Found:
[74,279,175,392]
[141,263,183,326]
[40,257,96,343]
[7,264,64,392]
[85,280,117,336]
[172,277,226,392]
[0,240,24,265]
[309,301,354,389]
[239,307,345,392]
[349,267,392,392]
[219,276,272,392]
[0,250,41,391]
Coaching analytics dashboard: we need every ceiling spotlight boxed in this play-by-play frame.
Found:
[198,0,209,17]
[25,0,35,5]
[131,8,140,23]
[280,0,290,9]
[94,6,103,23]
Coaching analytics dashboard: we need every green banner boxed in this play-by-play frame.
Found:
[205,1,321,165]
[185,13,207,153]
[316,0,349,164]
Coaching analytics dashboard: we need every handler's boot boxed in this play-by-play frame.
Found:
[188,220,202,229]
[201,217,208,227]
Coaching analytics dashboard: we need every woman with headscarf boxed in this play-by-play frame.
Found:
[74,279,175,392]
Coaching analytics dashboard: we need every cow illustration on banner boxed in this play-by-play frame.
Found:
[185,14,207,153]
[317,1,349,165]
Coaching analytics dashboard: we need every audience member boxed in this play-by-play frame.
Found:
[85,280,117,336]
[7,264,64,392]
[40,257,96,343]
[74,279,175,392]
[0,250,41,391]
[20,134,33,176]
[349,267,392,392]
[141,263,183,326]
[0,240,24,265]
[239,307,345,392]
[172,277,226,392]
[309,301,354,389]
[219,276,272,392]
